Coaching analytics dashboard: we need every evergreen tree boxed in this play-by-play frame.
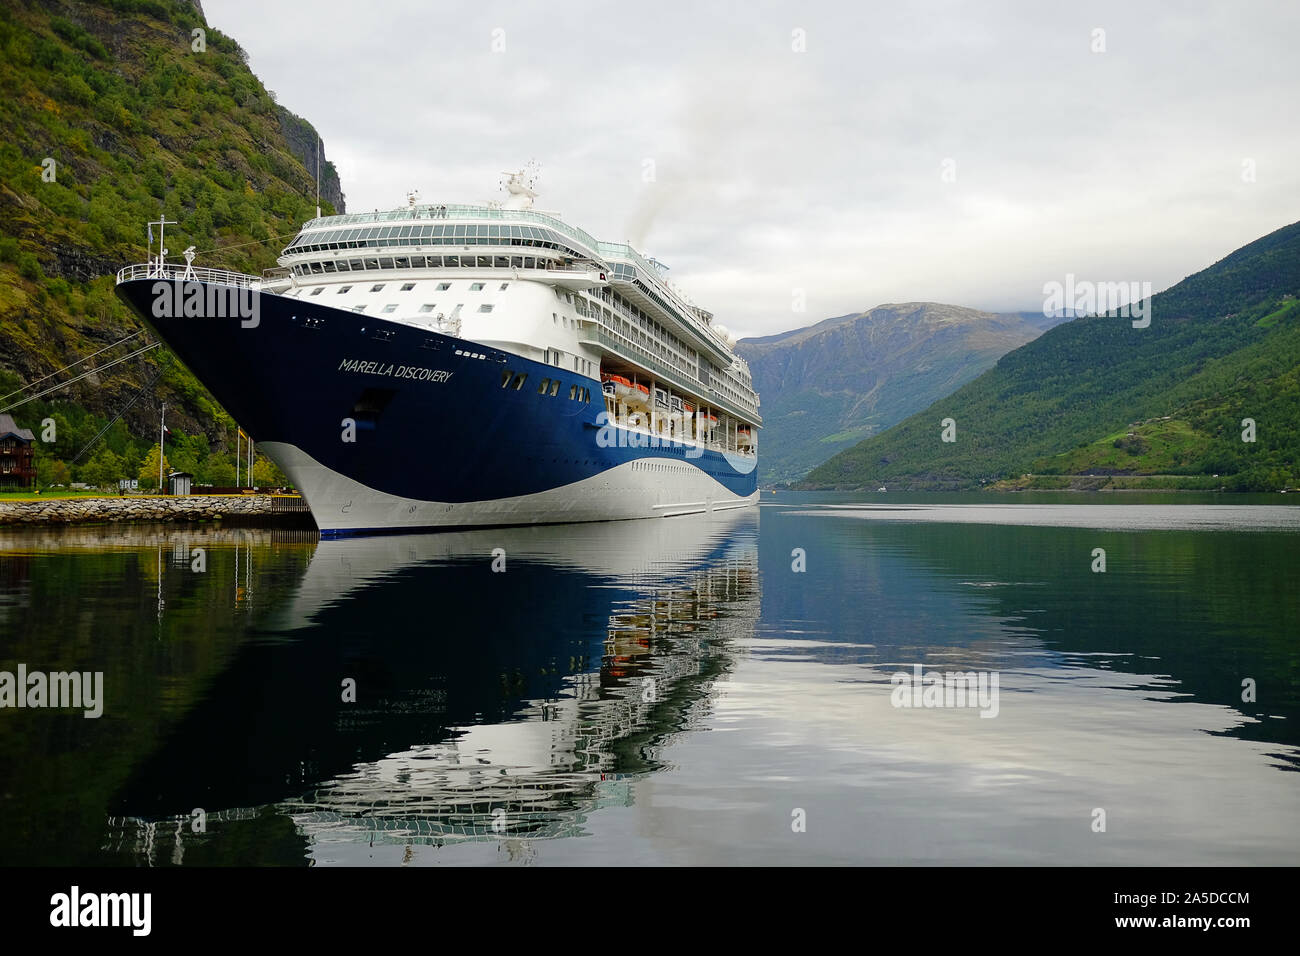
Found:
[202,452,235,486]
[82,445,123,488]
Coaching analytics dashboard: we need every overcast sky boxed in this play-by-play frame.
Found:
[207,0,1299,338]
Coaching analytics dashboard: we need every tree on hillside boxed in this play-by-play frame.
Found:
[36,457,71,487]
[82,445,123,488]
[201,451,235,486]
[137,446,170,490]
[251,456,277,488]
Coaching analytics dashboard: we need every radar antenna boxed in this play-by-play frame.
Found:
[498,160,541,209]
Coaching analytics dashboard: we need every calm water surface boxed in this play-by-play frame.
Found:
[1,492,1297,865]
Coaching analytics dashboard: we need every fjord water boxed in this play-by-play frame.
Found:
[1,492,1297,865]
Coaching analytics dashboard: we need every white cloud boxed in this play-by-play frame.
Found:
[207,0,1300,336]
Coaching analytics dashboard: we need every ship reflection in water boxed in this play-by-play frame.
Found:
[6,497,1300,866]
[98,511,759,863]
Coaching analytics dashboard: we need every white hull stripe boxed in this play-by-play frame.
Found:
[261,442,760,534]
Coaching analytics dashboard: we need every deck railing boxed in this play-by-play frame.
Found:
[294,207,735,361]
[300,204,606,260]
[582,325,761,427]
[115,263,261,288]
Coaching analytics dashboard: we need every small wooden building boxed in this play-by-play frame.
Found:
[167,471,193,496]
[0,414,36,489]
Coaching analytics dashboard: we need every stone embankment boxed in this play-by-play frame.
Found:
[0,495,311,526]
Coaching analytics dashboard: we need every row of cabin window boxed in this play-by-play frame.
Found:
[344,303,493,315]
[595,315,698,385]
[306,281,505,316]
[581,280,756,411]
[289,230,583,256]
[633,460,692,473]
[583,287,698,379]
[570,283,752,412]
[290,222,570,247]
[498,370,591,403]
[308,281,509,296]
[291,254,557,275]
[289,236,578,256]
[544,348,596,378]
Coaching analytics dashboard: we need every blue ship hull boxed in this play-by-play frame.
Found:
[116,279,759,534]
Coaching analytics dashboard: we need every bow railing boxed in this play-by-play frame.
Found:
[115,263,261,288]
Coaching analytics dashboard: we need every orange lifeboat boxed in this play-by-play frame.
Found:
[600,373,651,408]
[601,373,629,400]
[624,382,651,409]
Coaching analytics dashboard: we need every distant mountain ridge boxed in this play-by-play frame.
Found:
[805,220,1300,491]
[737,303,1067,483]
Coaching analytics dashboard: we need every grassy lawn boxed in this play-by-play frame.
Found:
[0,489,300,501]
[0,489,133,501]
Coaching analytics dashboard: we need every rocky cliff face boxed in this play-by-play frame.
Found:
[0,0,348,455]
[737,303,1064,483]
[277,106,346,213]
[46,244,120,284]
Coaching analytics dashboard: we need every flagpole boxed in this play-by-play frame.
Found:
[147,216,178,277]
[158,403,166,492]
[236,428,241,488]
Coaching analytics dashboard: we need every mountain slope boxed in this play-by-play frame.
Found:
[737,303,1065,483]
[805,221,1300,490]
[0,0,340,485]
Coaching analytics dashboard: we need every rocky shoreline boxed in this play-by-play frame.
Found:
[0,495,315,527]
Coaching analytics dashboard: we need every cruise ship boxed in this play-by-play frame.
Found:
[114,174,760,535]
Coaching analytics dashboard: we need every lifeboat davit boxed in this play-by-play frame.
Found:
[622,382,651,408]
[601,373,651,408]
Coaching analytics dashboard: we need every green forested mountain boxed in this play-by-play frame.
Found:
[737,303,1065,484]
[0,0,341,487]
[805,220,1300,491]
